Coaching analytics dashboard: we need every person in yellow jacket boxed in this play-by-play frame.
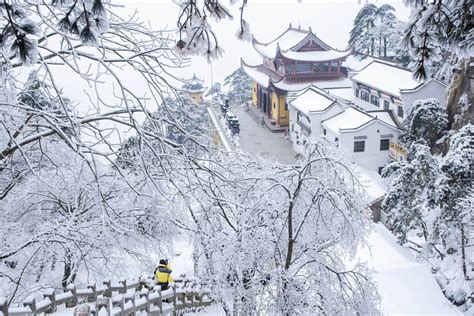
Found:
[155,259,174,291]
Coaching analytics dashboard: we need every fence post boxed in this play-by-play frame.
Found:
[112,295,124,316]
[66,284,78,308]
[157,289,163,315]
[124,293,135,316]
[118,279,127,294]
[139,289,150,314]
[43,288,56,313]
[23,296,36,315]
[96,297,110,316]
[0,297,8,316]
[87,283,97,303]
[102,279,112,298]
[172,284,177,314]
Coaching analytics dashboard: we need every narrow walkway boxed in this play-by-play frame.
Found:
[232,104,296,164]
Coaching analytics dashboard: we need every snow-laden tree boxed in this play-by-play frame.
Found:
[182,141,379,314]
[349,4,405,59]
[382,143,439,243]
[224,67,252,105]
[383,125,473,310]
[400,98,448,149]
[205,82,222,97]
[402,0,473,80]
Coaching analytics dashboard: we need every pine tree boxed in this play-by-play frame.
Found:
[400,98,448,149]
[382,143,439,243]
[224,67,252,105]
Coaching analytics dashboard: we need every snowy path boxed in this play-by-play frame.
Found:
[358,224,461,315]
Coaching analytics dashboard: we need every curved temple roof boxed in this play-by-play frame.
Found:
[182,74,207,93]
[252,25,350,61]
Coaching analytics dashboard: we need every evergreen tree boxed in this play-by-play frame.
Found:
[382,143,439,243]
[402,0,473,80]
[224,67,252,105]
[400,98,448,149]
[349,4,377,56]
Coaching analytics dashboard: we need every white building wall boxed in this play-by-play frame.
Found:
[400,80,447,115]
[337,122,399,172]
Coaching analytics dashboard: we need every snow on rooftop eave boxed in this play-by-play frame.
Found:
[241,59,270,88]
[351,60,420,98]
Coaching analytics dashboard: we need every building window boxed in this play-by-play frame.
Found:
[291,124,294,132]
[323,129,326,135]
[397,105,404,118]
[273,102,276,109]
[355,89,359,98]
[354,140,365,152]
[378,167,384,174]
[380,139,390,151]
[335,137,339,147]
[285,102,288,111]
[370,95,379,107]
[286,64,295,73]
[295,63,311,73]
[360,90,370,102]
[383,100,390,110]
[330,61,338,72]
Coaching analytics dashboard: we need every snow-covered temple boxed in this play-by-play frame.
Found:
[242,24,351,127]
[182,74,207,104]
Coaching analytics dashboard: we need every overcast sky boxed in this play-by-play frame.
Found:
[114,0,411,88]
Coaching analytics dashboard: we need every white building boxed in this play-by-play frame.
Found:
[321,108,401,173]
[288,86,346,153]
[288,86,401,173]
[351,60,447,122]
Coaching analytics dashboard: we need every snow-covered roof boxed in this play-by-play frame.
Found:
[367,110,400,129]
[351,61,420,97]
[280,50,350,62]
[342,55,374,71]
[322,107,374,134]
[182,74,206,93]
[325,87,354,103]
[241,62,270,88]
[253,27,310,59]
[399,78,448,94]
[272,77,353,92]
[289,86,336,114]
[252,25,347,62]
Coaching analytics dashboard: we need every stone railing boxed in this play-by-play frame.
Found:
[0,278,212,316]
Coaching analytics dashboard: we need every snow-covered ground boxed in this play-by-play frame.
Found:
[357,224,462,315]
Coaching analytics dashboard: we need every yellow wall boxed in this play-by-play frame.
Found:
[252,81,257,106]
[278,95,289,126]
[271,92,289,126]
[188,92,203,104]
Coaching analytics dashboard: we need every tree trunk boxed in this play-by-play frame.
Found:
[384,37,387,57]
[461,224,467,279]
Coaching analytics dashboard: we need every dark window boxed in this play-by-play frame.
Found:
[378,167,384,174]
[335,137,339,147]
[330,62,338,72]
[380,139,390,151]
[273,102,276,109]
[360,90,370,102]
[286,64,295,73]
[291,123,294,132]
[355,89,359,98]
[383,100,390,110]
[285,102,288,111]
[323,129,327,135]
[354,140,365,152]
[370,95,379,106]
[397,105,404,118]
[295,63,311,73]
